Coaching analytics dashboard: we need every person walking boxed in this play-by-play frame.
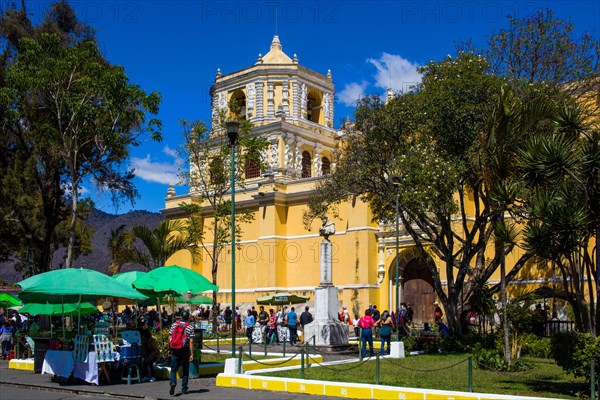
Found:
[377,310,394,355]
[266,309,279,344]
[244,309,255,343]
[285,307,298,345]
[357,309,375,358]
[168,311,194,395]
[0,320,14,359]
[140,328,160,383]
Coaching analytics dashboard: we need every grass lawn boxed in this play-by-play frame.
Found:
[264,354,589,399]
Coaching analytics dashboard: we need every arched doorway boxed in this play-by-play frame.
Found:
[402,258,435,325]
[388,251,435,326]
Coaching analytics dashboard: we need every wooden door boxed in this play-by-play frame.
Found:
[402,259,435,326]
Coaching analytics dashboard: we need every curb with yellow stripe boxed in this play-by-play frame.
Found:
[216,373,560,400]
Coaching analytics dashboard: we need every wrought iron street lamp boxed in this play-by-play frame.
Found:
[226,120,239,357]
[390,174,402,341]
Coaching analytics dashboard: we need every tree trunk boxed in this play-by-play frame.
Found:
[65,179,78,269]
[595,225,599,337]
[501,254,511,365]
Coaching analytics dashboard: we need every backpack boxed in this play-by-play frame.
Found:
[169,322,189,349]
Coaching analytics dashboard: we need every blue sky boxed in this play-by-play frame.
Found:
[16,1,600,214]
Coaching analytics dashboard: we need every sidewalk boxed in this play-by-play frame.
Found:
[0,360,341,400]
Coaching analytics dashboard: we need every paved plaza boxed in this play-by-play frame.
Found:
[0,359,343,400]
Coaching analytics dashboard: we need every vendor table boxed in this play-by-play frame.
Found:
[41,350,99,385]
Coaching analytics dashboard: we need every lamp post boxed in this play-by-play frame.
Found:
[226,120,239,357]
[390,175,402,341]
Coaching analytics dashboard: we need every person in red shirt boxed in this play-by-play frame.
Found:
[266,309,279,344]
[357,309,375,358]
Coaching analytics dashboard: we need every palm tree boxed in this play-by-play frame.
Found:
[107,224,128,275]
[519,105,599,336]
[112,220,199,271]
[472,84,559,363]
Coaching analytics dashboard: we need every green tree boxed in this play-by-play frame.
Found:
[486,8,599,116]
[1,1,161,271]
[0,2,94,275]
[307,53,565,337]
[518,107,599,335]
[178,108,267,331]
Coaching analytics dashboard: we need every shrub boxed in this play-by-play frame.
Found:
[551,331,600,381]
[474,348,529,372]
[520,333,552,358]
[457,330,497,353]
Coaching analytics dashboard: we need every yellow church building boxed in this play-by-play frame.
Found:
[162,36,556,325]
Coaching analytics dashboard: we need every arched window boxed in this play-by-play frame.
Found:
[321,157,331,175]
[301,151,312,178]
[230,89,246,119]
[244,153,261,179]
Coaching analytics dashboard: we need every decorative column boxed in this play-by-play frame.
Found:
[313,146,322,176]
[300,83,307,120]
[268,136,279,172]
[294,139,303,177]
[282,79,290,116]
[377,237,385,285]
[304,216,349,347]
[292,80,300,120]
[284,137,294,176]
[246,82,255,119]
[267,81,275,119]
[324,92,334,128]
[255,82,264,119]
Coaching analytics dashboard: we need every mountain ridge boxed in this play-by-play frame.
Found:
[0,208,164,284]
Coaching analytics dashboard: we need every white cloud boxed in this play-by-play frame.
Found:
[367,53,421,93]
[163,145,178,158]
[337,81,369,106]
[131,154,179,185]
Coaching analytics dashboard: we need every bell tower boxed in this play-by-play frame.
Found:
[209,36,337,182]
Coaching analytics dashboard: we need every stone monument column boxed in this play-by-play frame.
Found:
[304,216,349,346]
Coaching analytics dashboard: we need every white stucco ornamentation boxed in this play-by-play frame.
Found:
[247,83,255,117]
[294,146,303,175]
[324,92,334,128]
[269,138,279,169]
[219,91,227,111]
[300,83,307,119]
[285,141,293,169]
[314,151,322,176]
[282,80,290,115]
[255,82,264,118]
[267,82,275,117]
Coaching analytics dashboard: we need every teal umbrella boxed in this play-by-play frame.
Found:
[18,268,148,303]
[112,271,147,287]
[20,302,98,317]
[256,292,310,306]
[0,293,22,308]
[133,265,218,296]
[174,294,212,305]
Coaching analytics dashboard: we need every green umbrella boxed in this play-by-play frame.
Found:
[112,271,147,287]
[133,265,218,296]
[20,302,98,317]
[256,292,310,306]
[174,294,213,305]
[17,268,148,303]
[0,293,22,308]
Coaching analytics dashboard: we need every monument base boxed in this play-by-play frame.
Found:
[303,319,349,346]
